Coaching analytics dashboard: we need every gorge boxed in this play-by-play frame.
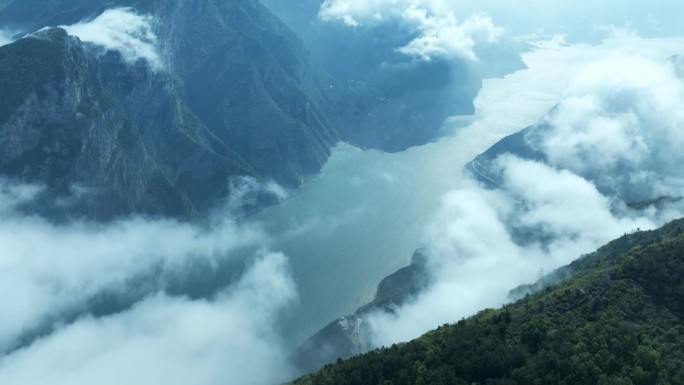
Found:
[0,1,684,384]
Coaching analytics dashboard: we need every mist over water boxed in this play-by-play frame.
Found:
[250,38,638,347]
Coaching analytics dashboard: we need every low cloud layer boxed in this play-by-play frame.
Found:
[0,253,295,385]
[0,179,295,385]
[538,54,684,201]
[366,48,684,346]
[319,0,501,61]
[0,29,12,46]
[451,0,684,40]
[62,8,163,70]
[367,164,663,346]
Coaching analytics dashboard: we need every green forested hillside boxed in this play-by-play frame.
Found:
[293,219,684,385]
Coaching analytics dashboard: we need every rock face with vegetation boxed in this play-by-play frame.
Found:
[0,0,472,219]
[292,218,684,385]
[0,28,252,219]
[291,248,432,374]
[0,0,341,218]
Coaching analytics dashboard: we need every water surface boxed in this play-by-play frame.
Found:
[251,39,659,347]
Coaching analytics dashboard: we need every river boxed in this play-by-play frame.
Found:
[248,36,681,348]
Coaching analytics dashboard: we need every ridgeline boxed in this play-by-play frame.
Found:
[292,218,684,385]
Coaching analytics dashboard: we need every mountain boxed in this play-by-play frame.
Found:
[261,0,486,151]
[291,218,684,385]
[291,248,433,373]
[466,50,684,206]
[0,0,340,218]
[0,0,473,219]
[466,124,546,188]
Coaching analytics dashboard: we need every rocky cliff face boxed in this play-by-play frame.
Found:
[0,28,257,219]
[145,0,341,186]
[0,0,344,218]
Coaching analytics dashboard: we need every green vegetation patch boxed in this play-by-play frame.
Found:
[293,219,684,385]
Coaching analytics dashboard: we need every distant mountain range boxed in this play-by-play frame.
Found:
[288,49,684,373]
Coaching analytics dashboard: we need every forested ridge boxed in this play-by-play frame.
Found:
[292,219,684,385]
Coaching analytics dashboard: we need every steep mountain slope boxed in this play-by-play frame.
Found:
[0,0,491,219]
[292,218,684,385]
[0,28,258,219]
[291,248,432,373]
[0,0,343,218]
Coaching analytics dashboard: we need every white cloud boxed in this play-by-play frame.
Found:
[498,156,654,241]
[367,156,662,346]
[0,30,13,47]
[0,211,264,352]
[318,0,684,62]
[220,176,288,219]
[319,0,501,61]
[62,8,163,70]
[0,253,296,385]
[365,45,684,347]
[0,177,299,384]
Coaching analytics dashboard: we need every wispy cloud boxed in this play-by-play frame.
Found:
[365,41,684,347]
[0,29,14,47]
[0,178,295,385]
[61,8,163,70]
[0,253,296,385]
[537,54,684,201]
[319,0,501,61]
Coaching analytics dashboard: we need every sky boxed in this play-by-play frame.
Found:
[319,0,684,48]
[1,1,684,384]
[0,253,296,385]
[0,7,298,385]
